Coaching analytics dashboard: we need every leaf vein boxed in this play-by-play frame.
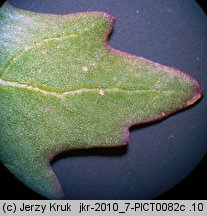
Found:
[1,33,78,76]
[0,78,174,98]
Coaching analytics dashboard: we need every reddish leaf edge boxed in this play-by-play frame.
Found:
[49,11,203,199]
[3,2,204,199]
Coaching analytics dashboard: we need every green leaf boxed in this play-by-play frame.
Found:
[0,2,203,199]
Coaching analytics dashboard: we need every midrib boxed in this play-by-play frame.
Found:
[0,78,174,99]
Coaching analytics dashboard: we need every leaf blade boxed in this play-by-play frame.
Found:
[0,2,203,199]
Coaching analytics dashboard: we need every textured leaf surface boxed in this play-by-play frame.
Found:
[0,2,203,199]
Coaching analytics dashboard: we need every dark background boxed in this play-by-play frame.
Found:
[0,155,207,199]
[0,0,206,200]
[196,0,207,15]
